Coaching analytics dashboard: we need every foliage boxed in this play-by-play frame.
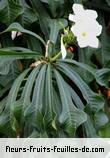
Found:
[0,0,110,138]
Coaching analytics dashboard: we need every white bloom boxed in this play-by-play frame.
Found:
[11,31,22,40]
[61,36,67,59]
[69,4,98,23]
[11,31,17,40]
[69,4,102,48]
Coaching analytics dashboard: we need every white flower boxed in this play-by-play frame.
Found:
[11,31,22,40]
[69,4,98,23]
[61,36,67,59]
[11,31,17,40]
[69,4,102,48]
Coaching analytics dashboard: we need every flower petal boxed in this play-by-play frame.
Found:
[71,24,82,36]
[77,37,89,48]
[69,14,74,21]
[85,10,98,19]
[88,37,99,48]
[73,4,84,15]
[69,3,102,48]
[11,31,17,40]
[61,36,67,59]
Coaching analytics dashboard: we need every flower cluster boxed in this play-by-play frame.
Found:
[69,4,102,48]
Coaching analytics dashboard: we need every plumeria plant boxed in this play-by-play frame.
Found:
[0,0,110,138]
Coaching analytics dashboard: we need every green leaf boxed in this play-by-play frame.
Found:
[47,0,65,17]
[94,111,109,130]
[98,12,110,65]
[43,64,55,127]
[24,65,47,131]
[0,47,41,59]
[0,0,23,25]
[0,58,13,75]
[84,116,98,137]
[31,0,50,40]
[57,59,96,75]
[54,69,87,136]
[0,69,29,136]
[49,19,68,44]
[2,23,46,46]
[21,65,42,112]
[99,123,110,137]
[56,62,105,113]
[20,1,38,27]
[95,68,110,88]
[6,69,30,109]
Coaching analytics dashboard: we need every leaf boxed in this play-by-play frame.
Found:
[31,0,50,40]
[43,64,54,127]
[49,19,68,44]
[0,60,21,87]
[0,112,16,137]
[0,47,41,76]
[56,62,105,113]
[57,59,96,75]
[94,111,109,130]
[84,116,98,138]
[0,58,13,75]
[20,1,38,27]
[2,23,46,46]
[47,0,65,17]
[69,87,85,110]
[1,69,30,135]
[26,37,42,53]
[21,65,42,112]
[0,47,41,59]
[6,69,30,109]
[98,12,110,65]
[54,69,87,136]
[24,65,47,131]
[0,63,25,136]
[0,0,23,25]
[99,123,110,137]
[10,100,23,134]
[9,84,38,135]
[95,68,110,88]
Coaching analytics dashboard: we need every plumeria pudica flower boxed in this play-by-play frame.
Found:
[69,4,102,48]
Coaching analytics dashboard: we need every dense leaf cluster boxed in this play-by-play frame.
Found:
[0,0,110,138]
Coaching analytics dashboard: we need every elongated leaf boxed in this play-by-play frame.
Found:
[54,69,87,136]
[43,64,55,127]
[21,65,42,111]
[0,48,41,59]
[57,59,96,75]
[7,69,30,108]
[24,65,47,131]
[56,62,105,113]
[2,23,46,46]
[0,69,29,137]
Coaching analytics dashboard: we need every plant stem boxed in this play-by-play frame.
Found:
[50,52,61,62]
